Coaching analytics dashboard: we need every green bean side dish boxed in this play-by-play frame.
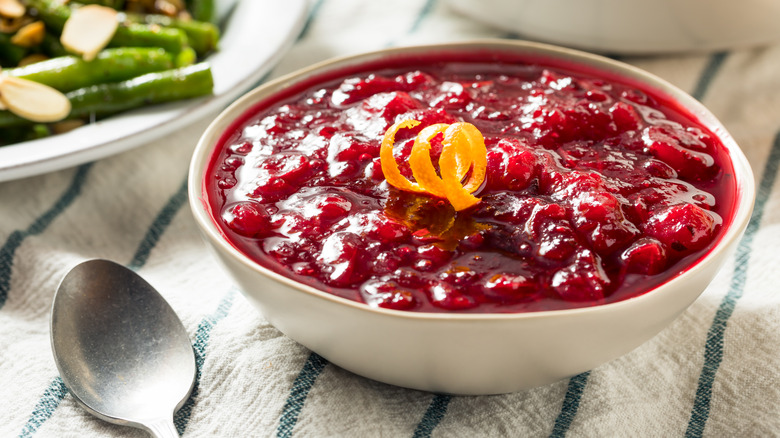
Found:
[0,0,219,145]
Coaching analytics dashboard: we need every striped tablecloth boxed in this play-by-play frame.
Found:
[2,1,779,436]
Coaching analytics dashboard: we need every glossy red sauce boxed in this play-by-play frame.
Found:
[205,53,737,313]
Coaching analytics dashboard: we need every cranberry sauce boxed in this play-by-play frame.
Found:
[206,58,736,313]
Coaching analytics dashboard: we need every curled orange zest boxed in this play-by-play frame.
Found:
[409,123,449,197]
[380,119,487,211]
[380,119,426,193]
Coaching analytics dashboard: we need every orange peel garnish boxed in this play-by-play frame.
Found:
[380,119,487,211]
[409,123,449,197]
[380,119,426,194]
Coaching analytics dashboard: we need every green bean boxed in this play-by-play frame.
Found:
[22,0,189,53]
[20,0,71,30]
[110,23,188,54]
[0,32,27,66]
[39,32,69,57]
[4,47,176,92]
[0,124,51,145]
[175,46,197,67]
[68,63,213,119]
[0,63,214,128]
[122,12,219,56]
[186,0,216,24]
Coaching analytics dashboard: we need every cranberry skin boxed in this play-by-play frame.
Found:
[524,203,567,238]
[621,238,667,275]
[222,202,272,237]
[395,70,435,90]
[551,250,609,302]
[644,204,717,254]
[416,244,452,268]
[642,126,716,180]
[535,221,578,261]
[369,218,410,244]
[360,279,417,310]
[482,273,537,302]
[331,135,379,162]
[643,159,678,179]
[317,232,366,286]
[430,81,473,109]
[394,267,424,288]
[439,267,479,287]
[571,191,640,254]
[485,149,508,190]
[252,153,316,200]
[609,101,641,131]
[505,149,537,190]
[315,195,352,225]
[397,108,459,137]
[427,282,477,311]
[318,232,360,264]
[361,91,423,122]
[264,238,299,264]
[371,252,402,275]
[332,74,400,106]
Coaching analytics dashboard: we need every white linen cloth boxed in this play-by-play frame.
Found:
[1,1,779,436]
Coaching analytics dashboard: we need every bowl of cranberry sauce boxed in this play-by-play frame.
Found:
[190,41,754,394]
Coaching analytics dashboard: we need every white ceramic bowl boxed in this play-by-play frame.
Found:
[189,40,755,395]
[446,0,780,54]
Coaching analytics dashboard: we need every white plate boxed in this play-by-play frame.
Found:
[0,0,307,182]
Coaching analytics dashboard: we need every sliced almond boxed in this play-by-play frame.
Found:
[0,0,25,19]
[10,21,45,48]
[18,53,49,67]
[154,0,179,17]
[60,5,118,61]
[0,15,33,33]
[0,75,7,111]
[0,76,71,123]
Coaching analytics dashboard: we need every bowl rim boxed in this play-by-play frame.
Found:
[188,39,756,322]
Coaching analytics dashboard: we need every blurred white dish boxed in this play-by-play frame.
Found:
[0,0,307,182]
[446,0,780,54]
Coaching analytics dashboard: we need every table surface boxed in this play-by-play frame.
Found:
[1,1,779,437]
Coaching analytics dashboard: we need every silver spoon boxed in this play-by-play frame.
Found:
[50,259,196,438]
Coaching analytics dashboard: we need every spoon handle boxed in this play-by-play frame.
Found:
[145,418,179,438]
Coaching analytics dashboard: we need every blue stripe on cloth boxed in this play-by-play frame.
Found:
[691,52,729,102]
[549,372,591,438]
[685,130,780,437]
[16,175,190,437]
[412,394,451,438]
[276,352,329,438]
[174,289,238,434]
[385,0,436,48]
[298,0,326,39]
[128,179,188,270]
[407,0,436,34]
[0,164,92,309]
[17,378,68,438]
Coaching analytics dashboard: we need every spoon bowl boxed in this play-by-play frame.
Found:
[50,259,195,437]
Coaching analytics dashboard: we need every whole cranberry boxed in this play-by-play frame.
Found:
[551,250,609,302]
[621,238,667,275]
[427,282,477,311]
[481,273,537,302]
[222,202,272,237]
[644,204,717,254]
[360,279,417,310]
